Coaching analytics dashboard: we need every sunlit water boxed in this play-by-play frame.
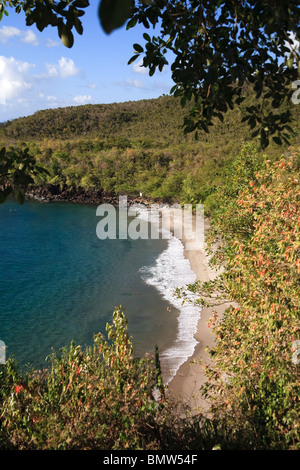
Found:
[0,199,201,383]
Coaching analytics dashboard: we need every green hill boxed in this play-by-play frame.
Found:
[1,92,299,209]
[0,96,190,144]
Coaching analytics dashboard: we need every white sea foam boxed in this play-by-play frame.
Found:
[139,232,202,385]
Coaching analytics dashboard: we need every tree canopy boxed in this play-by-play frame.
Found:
[1,0,299,148]
[126,0,300,148]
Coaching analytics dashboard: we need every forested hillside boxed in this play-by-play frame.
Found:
[1,92,299,210]
[1,96,188,143]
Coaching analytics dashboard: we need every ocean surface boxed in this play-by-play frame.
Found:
[0,199,201,383]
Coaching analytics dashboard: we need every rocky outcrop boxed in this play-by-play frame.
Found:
[25,184,168,207]
[26,184,105,205]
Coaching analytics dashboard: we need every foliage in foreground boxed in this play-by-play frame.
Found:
[183,147,300,450]
[0,308,165,450]
[0,307,259,451]
[0,307,287,451]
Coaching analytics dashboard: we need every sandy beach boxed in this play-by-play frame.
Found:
[160,206,233,414]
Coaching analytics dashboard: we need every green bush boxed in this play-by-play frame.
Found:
[186,149,300,449]
[0,308,164,450]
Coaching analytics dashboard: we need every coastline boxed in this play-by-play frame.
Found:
[161,207,232,414]
[24,187,230,413]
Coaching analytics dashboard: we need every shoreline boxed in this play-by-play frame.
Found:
[24,189,229,412]
[161,207,232,414]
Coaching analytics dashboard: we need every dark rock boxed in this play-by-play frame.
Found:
[25,185,172,208]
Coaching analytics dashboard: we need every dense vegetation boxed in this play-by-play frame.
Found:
[182,145,300,449]
[0,306,278,450]
[1,92,299,206]
[0,94,299,449]
[0,308,164,450]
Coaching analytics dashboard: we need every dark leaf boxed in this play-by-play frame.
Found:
[58,23,74,48]
[126,15,137,30]
[99,0,133,34]
[251,129,260,138]
[127,54,139,65]
[14,188,25,205]
[0,192,6,204]
[74,18,84,35]
[133,43,144,53]
[272,136,282,145]
[249,116,257,129]
[73,0,90,7]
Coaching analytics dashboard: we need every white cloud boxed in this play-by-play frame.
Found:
[125,78,145,89]
[132,59,148,75]
[73,94,92,104]
[22,30,39,46]
[45,62,59,77]
[0,26,21,43]
[0,26,39,46]
[45,57,80,78]
[59,57,79,78]
[0,56,34,105]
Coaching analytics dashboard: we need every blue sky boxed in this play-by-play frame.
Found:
[0,2,174,122]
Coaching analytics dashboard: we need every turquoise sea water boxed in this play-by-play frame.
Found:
[0,199,201,383]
